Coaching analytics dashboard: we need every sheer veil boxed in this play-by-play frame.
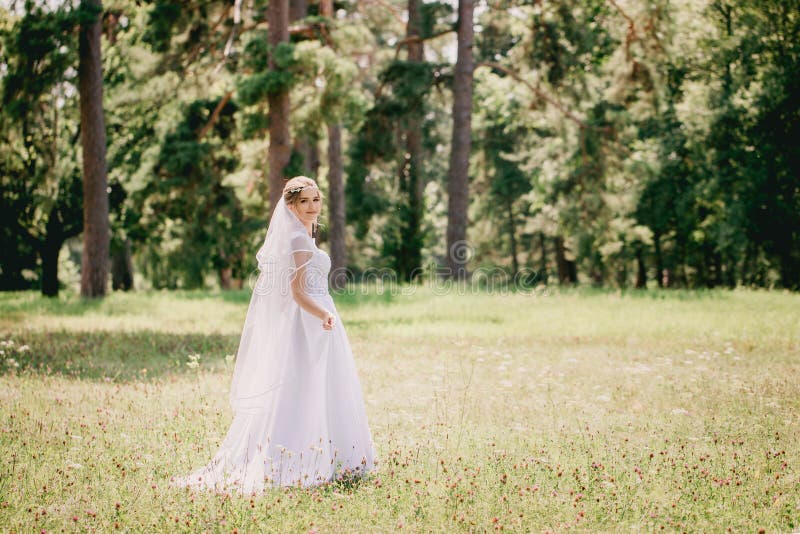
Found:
[228,196,318,414]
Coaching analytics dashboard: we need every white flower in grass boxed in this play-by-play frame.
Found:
[224,354,235,365]
[671,408,689,416]
[6,358,18,368]
[186,353,201,369]
[18,345,30,353]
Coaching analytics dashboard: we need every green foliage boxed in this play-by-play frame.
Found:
[141,1,183,52]
[0,3,87,293]
[1,0,799,291]
[419,1,454,38]
[135,97,248,289]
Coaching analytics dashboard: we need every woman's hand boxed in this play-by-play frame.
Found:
[322,311,335,331]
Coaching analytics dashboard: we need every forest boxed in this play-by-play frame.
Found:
[1,0,798,295]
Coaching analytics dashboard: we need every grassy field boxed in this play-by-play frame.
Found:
[0,286,798,532]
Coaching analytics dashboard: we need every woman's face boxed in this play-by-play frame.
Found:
[288,187,321,226]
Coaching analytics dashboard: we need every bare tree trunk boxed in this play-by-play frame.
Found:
[320,0,333,17]
[506,200,518,275]
[111,237,134,291]
[446,0,474,280]
[289,0,307,22]
[327,122,347,290]
[390,0,426,281]
[293,136,320,178]
[538,231,548,284]
[268,0,291,214]
[218,267,233,290]
[554,235,576,285]
[307,141,320,178]
[40,236,62,297]
[653,231,663,288]
[79,0,109,298]
[635,245,647,289]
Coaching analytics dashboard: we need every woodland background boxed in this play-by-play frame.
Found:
[1,0,798,296]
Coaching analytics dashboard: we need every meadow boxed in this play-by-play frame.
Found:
[0,286,798,532]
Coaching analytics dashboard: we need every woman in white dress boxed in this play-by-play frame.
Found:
[172,176,375,493]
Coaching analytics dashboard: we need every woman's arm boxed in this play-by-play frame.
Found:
[291,251,335,330]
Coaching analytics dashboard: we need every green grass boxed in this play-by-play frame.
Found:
[0,287,799,532]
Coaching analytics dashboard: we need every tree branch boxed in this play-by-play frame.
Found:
[607,0,641,60]
[360,0,406,26]
[196,91,234,140]
[476,62,611,133]
[393,28,455,59]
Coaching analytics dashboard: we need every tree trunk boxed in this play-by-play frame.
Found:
[307,140,320,178]
[79,0,109,298]
[538,231,548,284]
[40,236,62,298]
[327,122,347,290]
[635,245,647,289]
[446,0,474,280]
[653,231,664,288]
[391,0,426,282]
[617,247,628,288]
[292,136,320,178]
[218,267,233,290]
[268,0,291,214]
[554,235,577,285]
[506,200,518,275]
[319,0,333,17]
[111,237,134,291]
[554,236,568,284]
[289,0,307,22]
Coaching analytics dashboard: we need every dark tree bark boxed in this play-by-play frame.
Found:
[293,136,320,178]
[289,0,307,23]
[111,237,134,291]
[554,235,577,285]
[40,235,63,297]
[319,0,333,17]
[446,0,474,280]
[327,122,347,290]
[635,245,647,289]
[653,231,664,288]
[617,247,628,288]
[506,200,518,275]
[268,0,291,214]
[79,0,110,298]
[391,0,426,281]
[538,231,548,284]
[218,267,233,290]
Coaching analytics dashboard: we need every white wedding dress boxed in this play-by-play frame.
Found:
[172,200,375,493]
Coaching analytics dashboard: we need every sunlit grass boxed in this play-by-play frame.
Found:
[0,287,798,531]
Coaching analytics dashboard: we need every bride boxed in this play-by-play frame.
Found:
[172,176,375,493]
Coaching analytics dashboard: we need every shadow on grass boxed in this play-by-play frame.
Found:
[0,329,239,382]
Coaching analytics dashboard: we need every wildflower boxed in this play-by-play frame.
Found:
[186,354,201,369]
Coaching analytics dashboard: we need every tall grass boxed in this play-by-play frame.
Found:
[0,287,798,531]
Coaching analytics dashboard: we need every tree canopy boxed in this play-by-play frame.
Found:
[1,0,798,293]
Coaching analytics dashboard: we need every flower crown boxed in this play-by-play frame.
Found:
[287,185,312,194]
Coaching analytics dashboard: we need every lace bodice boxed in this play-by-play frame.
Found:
[303,247,331,296]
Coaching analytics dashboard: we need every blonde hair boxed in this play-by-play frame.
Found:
[283,176,322,206]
